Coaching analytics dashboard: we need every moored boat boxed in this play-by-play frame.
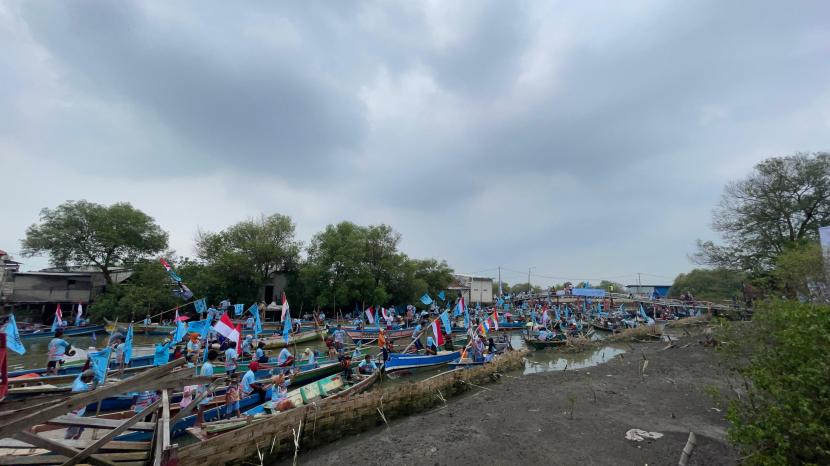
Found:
[384,350,461,372]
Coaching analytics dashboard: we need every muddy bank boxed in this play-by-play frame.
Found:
[279,335,739,466]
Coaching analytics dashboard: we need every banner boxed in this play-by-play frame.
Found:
[420,294,433,306]
[90,348,112,384]
[234,304,244,316]
[5,314,25,355]
[571,288,606,297]
[194,298,207,314]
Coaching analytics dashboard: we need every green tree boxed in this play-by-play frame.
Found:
[21,200,168,284]
[772,241,826,301]
[90,260,180,322]
[669,268,746,301]
[597,280,625,293]
[508,282,542,294]
[492,281,509,295]
[719,300,830,465]
[696,153,830,273]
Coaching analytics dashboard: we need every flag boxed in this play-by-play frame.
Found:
[254,307,263,338]
[5,314,25,355]
[235,324,243,354]
[478,322,488,336]
[56,303,63,323]
[491,309,499,330]
[420,293,433,306]
[90,348,112,384]
[76,302,83,325]
[123,324,134,364]
[247,303,259,316]
[234,304,244,316]
[381,307,390,321]
[160,258,182,282]
[281,293,290,322]
[365,306,375,324]
[213,313,241,343]
[172,310,187,344]
[154,342,172,366]
[91,331,97,343]
[194,298,207,314]
[438,291,446,302]
[51,315,60,333]
[187,319,210,339]
[430,319,445,346]
[439,311,451,333]
[283,314,292,343]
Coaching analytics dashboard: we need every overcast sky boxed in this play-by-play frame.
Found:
[2,0,829,287]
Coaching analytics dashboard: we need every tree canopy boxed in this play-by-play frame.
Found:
[696,153,830,273]
[668,268,746,302]
[21,200,168,284]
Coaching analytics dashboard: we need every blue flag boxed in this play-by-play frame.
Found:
[187,319,210,339]
[464,306,470,329]
[554,307,560,320]
[91,331,97,343]
[194,298,207,314]
[50,315,60,333]
[123,325,134,364]
[438,291,446,302]
[5,314,25,355]
[420,293,433,306]
[254,308,263,338]
[439,311,451,332]
[234,304,244,316]
[90,348,112,384]
[172,319,187,344]
[282,314,291,343]
[154,342,172,366]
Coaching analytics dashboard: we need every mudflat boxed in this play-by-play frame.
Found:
[282,333,740,466]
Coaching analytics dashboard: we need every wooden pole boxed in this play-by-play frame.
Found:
[678,431,697,466]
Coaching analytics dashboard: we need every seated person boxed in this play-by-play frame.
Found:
[537,328,550,341]
[358,354,377,374]
[424,336,438,355]
[277,348,294,367]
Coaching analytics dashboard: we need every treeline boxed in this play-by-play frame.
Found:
[21,203,453,321]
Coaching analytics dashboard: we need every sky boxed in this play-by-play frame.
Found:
[2,0,829,288]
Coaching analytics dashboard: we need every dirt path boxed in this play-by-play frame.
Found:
[278,335,740,466]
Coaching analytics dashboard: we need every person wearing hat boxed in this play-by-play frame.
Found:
[302,348,317,367]
[241,360,267,403]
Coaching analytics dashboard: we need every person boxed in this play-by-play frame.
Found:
[143,315,152,326]
[487,337,497,354]
[537,328,550,341]
[277,347,294,367]
[225,375,241,419]
[225,344,238,376]
[472,336,485,363]
[172,345,184,360]
[196,350,217,427]
[302,348,317,367]
[47,328,73,375]
[339,353,353,381]
[270,373,294,411]
[64,370,94,440]
[241,335,253,357]
[443,333,455,351]
[424,336,438,355]
[351,345,363,360]
[245,315,255,329]
[256,341,268,363]
[333,325,347,352]
[358,354,377,374]
[411,321,423,351]
[318,311,326,323]
[186,333,200,359]
[133,390,160,414]
[381,338,394,362]
[241,360,267,403]
[111,335,125,370]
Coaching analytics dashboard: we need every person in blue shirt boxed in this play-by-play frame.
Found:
[143,315,152,326]
[425,336,438,355]
[46,328,73,375]
[277,348,294,367]
[196,350,217,427]
[255,341,268,363]
[224,346,238,376]
[332,325,347,352]
[358,354,377,375]
[64,370,94,439]
[241,361,267,403]
[411,321,424,351]
[241,335,253,357]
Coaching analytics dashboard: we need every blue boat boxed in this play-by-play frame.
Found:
[19,324,106,340]
[384,350,461,372]
[9,353,159,378]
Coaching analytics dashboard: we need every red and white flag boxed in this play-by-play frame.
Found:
[55,304,63,324]
[159,258,173,272]
[381,307,390,321]
[281,293,290,322]
[430,319,445,346]
[235,324,243,353]
[491,309,499,330]
[365,306,375,324]
[213,313,241,343]
[77,302,83,318]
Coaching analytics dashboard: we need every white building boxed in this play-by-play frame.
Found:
[448,274,494,305]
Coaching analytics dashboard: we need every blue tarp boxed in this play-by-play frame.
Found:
[571,288,606,297]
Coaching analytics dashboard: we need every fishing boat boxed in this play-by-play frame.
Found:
[346,327,411,344]
[522,332,568,350]
[590,316,624,333]
[384,350,461,372]
[18,324,106,340]
[259,329,324,349]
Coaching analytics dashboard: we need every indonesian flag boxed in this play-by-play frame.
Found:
[365,306,375,324]
[381,307,390,321]
[430,319,445,346]
[213,313,241,343]
[160,258,173,272]
[281,293,290,321]
[235,324,243,353]
[55,304,63,325]
[491,309,499,330]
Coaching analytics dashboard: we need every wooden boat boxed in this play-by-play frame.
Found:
[384,350,461,372]
[345,328,411,344]
[590,318,623,333]
[260,329,324,349]
[18,324,106,340]
[522,333,568,350]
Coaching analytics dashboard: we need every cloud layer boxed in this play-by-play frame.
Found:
[2,0,829,287]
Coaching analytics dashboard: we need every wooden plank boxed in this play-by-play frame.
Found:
[160,390,170,452]
[12,432,116,466]
[0,439,149,452]
[0,452,147,465]
[60,398,161,466]
[46,416,155,432]
[0,359,187,439]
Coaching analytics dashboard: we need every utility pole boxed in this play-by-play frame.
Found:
[638,272,642,295]
[498,266,502,296]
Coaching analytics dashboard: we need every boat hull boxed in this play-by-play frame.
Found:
[384,350,461,372]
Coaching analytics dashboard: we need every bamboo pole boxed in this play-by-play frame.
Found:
[678,431,697,466]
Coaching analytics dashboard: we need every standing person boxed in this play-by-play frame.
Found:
[241,361,267,403]
[47,328,73,375]
[224,344,238,377]
[196,350,217,428]
[333,325,346,353]
[64,370,95,440]
[225,375,241,419]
